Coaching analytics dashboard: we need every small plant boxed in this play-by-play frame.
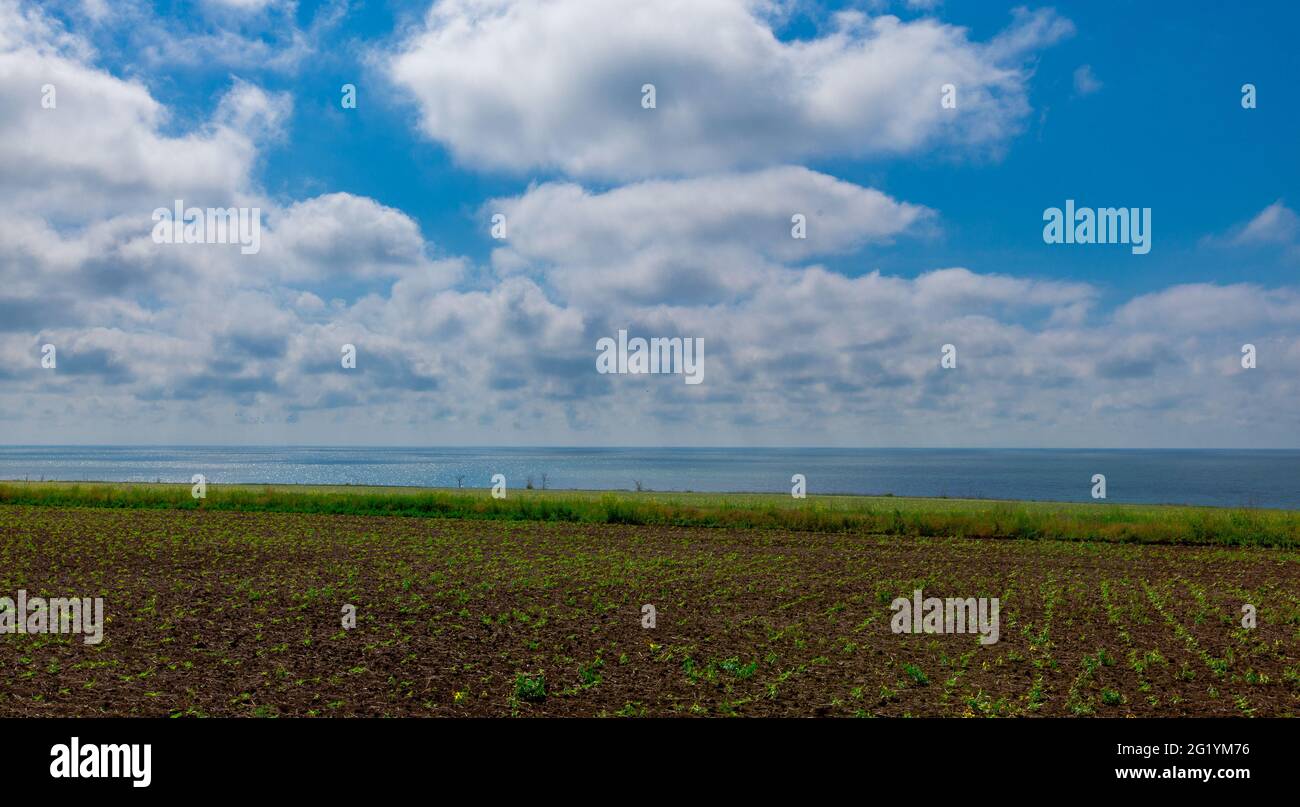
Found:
[718,657,758,679]
[903,662,929,686]
[514,672,546,702]
[1027,677,1046,711]
[578,658,604,687]
[682,657,700,681]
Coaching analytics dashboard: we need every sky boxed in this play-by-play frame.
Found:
[1,0,1298,448]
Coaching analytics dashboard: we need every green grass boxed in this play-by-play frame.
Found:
[0,480,1296,547]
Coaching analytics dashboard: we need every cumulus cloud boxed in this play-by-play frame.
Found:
[1114,283,1300,333]
[488,166,934,305]
[0,11,288,222]
[387,0,1073,179]
[261,194,462,286]
[4,0,1299,450]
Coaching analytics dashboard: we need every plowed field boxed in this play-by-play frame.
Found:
[2,505,1297,716]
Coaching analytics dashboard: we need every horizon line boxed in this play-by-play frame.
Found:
[1,444,1298,452]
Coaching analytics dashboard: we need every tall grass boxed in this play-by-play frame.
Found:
[0,481,1296,548]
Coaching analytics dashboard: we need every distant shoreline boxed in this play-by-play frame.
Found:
[3,444,1298,450]
[4,446,1297,509]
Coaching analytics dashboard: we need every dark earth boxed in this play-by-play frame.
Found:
[1,505,1296,716]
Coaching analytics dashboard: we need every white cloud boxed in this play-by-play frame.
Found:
[78,0,110,22]
[261,194,462,285]
[1202,200,1300,260]
[0,8,288,222]
[1072,64,1101,95]
[4,0,1299,449]
[1114,283,1300,333]
[387,0,1072,179]
[200,0,286,12]
[488,166,934,305]
[50,0,343,74]
[1233,200,1300,246]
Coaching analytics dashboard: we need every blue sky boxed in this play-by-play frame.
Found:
[2,0,1298,447]
[60,0,1296,296]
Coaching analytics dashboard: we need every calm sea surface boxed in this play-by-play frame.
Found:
[0,446,1296,508]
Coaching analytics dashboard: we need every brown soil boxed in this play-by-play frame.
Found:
[1,505,1296,716]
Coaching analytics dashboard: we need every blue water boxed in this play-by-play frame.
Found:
[0,446,1296,508]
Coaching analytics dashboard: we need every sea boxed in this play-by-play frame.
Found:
[0,446,1296,509]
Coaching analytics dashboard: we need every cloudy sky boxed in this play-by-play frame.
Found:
[1,0,1297,447]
